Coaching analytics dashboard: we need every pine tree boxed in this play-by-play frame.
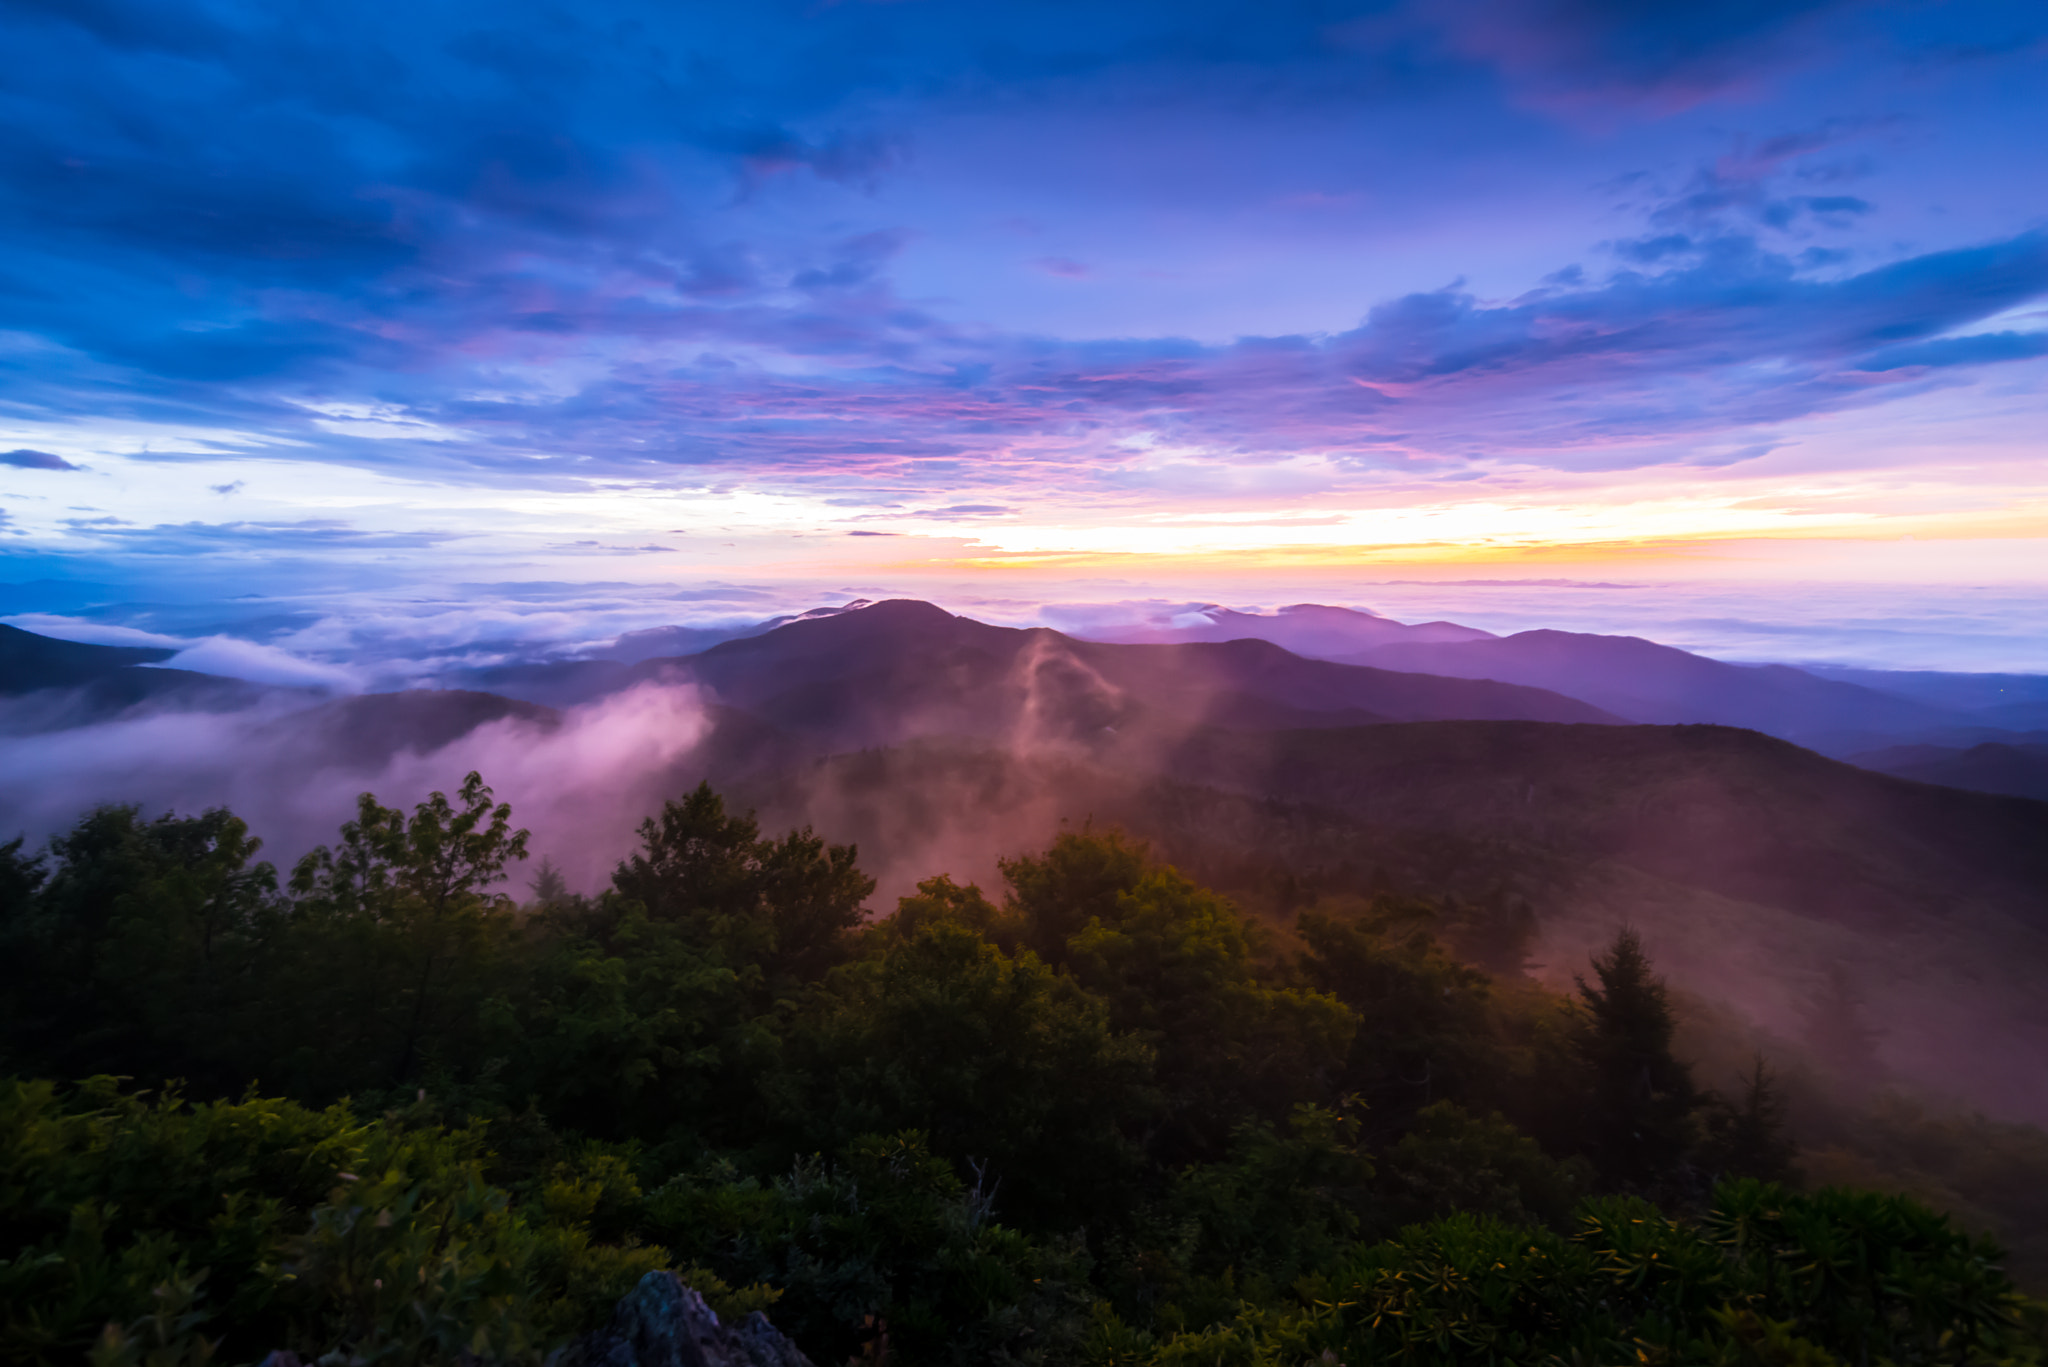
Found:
[1701,1053,1797,1183]
[529,856,569,907]
[1801,965,1884,1091]
[1575,927,1698,1186]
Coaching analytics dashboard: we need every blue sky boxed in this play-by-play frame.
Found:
[1,0,2045,663]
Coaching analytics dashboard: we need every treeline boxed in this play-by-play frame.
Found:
[0,776,2040,1365]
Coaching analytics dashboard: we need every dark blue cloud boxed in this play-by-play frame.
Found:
[2,449,80,470]
[1853,330,2048,372]
[0,0,2041,530]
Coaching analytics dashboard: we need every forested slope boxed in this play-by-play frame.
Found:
[3,776,2045,1365]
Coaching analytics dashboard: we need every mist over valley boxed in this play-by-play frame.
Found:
[7,596,2045,1131]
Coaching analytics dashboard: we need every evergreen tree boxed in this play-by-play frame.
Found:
[528,856,569,907]
[611,781,872,990]
[1699,1053,1797,1184]
[1575,927,1698,1186]
[1801,965,1885,1091]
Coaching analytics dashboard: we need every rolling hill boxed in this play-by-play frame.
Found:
[721,720,2048,1126]
[0,622,175,692]
[1848,740,2048,801]
[2,607,2045,1125]
[480,598,1618,741]
[1348,629,1960,745]
[1074,601,1495,653]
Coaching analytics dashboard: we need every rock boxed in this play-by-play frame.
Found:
[559,1271,815,1367]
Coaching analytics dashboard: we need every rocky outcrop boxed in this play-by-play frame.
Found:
[559,1272,814,1367]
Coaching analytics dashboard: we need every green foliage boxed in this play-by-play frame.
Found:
[1165,1102,1375,1290]
[495,897,758,1146]
[0,807,281,1092]
[1297,899,1507,1129]
[1063,862,1355,1161]
[3,780,2044,1366]
[289,771,529,922]
[611,781,873,991]
[999,828,1149,967]
[645,1131,1093,1366]
[0,1078,665,1366]
[780,917,1154,1232]
[1181,1182,2040,1367]
[1378,1100,1589,1232]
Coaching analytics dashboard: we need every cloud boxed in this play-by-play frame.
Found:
[1413,0,1855,113]
[1852,330,2048,373]
[0,679,713,892]
[2,449,81,470]
[1035,258,1092,279]
[0,616,188,648]
[0,0,2041,577]
[65,520,469,555]
[153,635,362,690]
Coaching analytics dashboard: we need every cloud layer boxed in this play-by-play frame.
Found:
[0,0,2043,579]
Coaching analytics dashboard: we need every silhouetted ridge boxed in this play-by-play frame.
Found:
[1353,628,1956,741]
[640,599,1617,746]
[1849,739,2048,801]
[0,622,177,693]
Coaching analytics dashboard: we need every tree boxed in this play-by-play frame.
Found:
[1800,965,1884,1092]
[286,772,529,1091]
[528,857,570,908]
[997,826,1148,966]
[290,771,528,922]
[0,805,280,1089]
[1297,900,1503,1132]
[1060,859,1355,1161]
[1698,1054,1796,1184]
[781,918,1156,1232]
[1575,928,1698,1186]
[611,782,872,991]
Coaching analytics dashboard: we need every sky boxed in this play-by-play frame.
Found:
[1,0,2045,668]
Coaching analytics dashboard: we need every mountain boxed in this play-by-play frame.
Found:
[449,605,879,701]
[1345,629,1959,746]
[1806,666,2048,716]
[1848,740,2048,801]
[251,688,561,773]
[0,623,281,727]
[727,720,2048,1125]
[642,599,1615,746]
[1075,601,1495,654]
[6,607,2045,1123]
[589,602,872,664]
[452,658,634,709]
[0,622,176,693]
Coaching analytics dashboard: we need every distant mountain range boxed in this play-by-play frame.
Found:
[12,597,2048,786]
[1076,602,1495,653]
[1846,740,2048,801]
[456,599,1613,733]
[4,601,2048,1122]
[1341,630,1956,747]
